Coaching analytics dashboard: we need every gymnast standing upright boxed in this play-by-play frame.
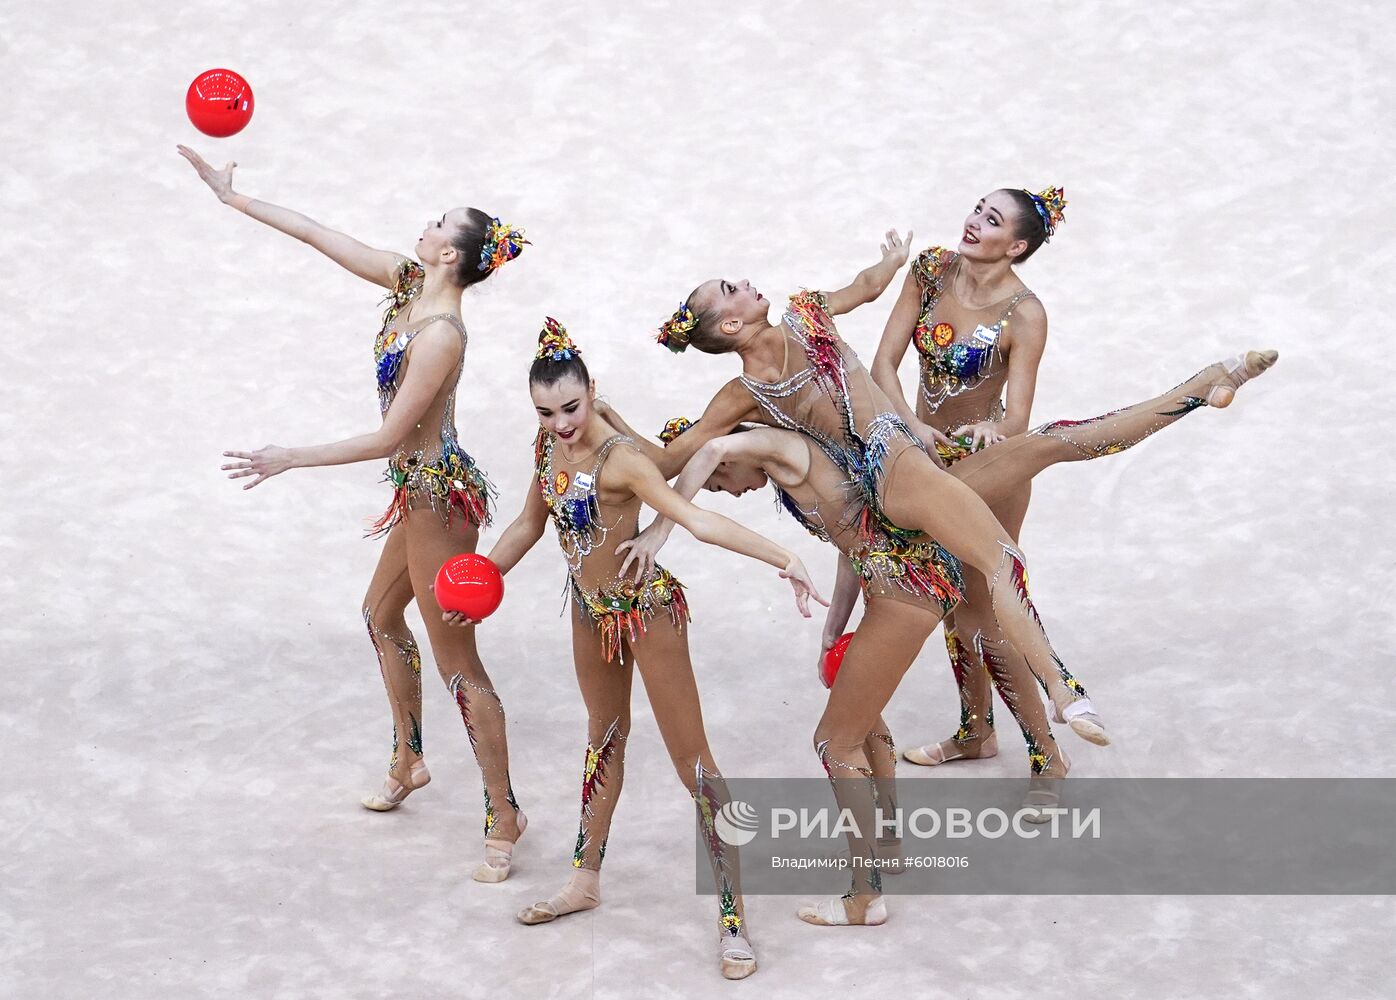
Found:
[872,186,1105,771]
[179,146,529,882]
[445,320,823,978]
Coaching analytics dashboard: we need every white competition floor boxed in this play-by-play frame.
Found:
[2,2,1392,997]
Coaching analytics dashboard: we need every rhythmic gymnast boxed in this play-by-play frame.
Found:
[446,320,823,978]
[180,145,528,881]
[872,186,1101,769]
[638,235,1274,921]
[610,344,1277,925]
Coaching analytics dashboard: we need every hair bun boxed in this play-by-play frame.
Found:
[479,218,529,272]
[658,417,695,445]
[1025,186,1067,239]
[536,317,580,361]
[656,303,699,353]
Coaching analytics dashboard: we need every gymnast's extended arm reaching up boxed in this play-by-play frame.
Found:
[177,145,403,288]
[821,229,913,316]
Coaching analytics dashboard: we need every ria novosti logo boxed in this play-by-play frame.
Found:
[712,800,1101,845]
[714,800,760,846]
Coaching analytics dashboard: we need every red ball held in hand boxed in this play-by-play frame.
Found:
[186,69,254,137]
[434,553,505,622]
[820,632,855,689]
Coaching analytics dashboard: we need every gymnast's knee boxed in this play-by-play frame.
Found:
[812,727,863,762]
[669,748,714,794]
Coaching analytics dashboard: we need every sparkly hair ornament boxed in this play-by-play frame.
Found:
[658,417,694,445]
[536,317,580,362]
[1024,186,1067,240]
[656,303,699,354]
[478,217,529,272]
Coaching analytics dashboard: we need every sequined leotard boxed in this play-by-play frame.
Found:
[740,290,928,543]
[536,430,689,661]
[369,260,495,537]
[774,434,963,617]
[910,247,1037,464]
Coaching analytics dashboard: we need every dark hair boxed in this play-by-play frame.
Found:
[448,208,523,288]
[529,351,590,388]
[684,287,740,355]
[528,318,591,387]
[995,189,1049,264]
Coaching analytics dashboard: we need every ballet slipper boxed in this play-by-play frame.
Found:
[902,730,998,766]
[1020,748,1071,824]
[1205,350,1280,408]
[797,894,888,927]
[360,760,430,812]
[719,931,758,980]
[473,810,528,883]
[516,868,601,925]
[1053,698,1109,746]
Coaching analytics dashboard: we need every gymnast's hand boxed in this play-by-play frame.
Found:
[780,555,828,619]
[178,145,239,204]
[952,421,1006,453]
[431,582,483,628]
[222,446,295,489]
[615,524,668,583]
[816,632,837,684]
[879,229,912,269]
[911,419,953,457]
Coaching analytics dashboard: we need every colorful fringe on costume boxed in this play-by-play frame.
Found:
[367,444,495,538]
[569,568,691,663]
[849,536,964,616]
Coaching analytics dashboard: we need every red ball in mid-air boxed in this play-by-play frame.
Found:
[186,69,254,137]
[434,553,505,622]
[820,632,856,689]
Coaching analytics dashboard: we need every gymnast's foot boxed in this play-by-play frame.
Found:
[902,729,998,767]
[517,868,601,924]
[473,809,528,883]
[1053,698,1110,746]
[719,928,758,980]
[361,759,430,812]
[1204,350,1280,408]
[1022,748,1071,824]
[798,891,888,927]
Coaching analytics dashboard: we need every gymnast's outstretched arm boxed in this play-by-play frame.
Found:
[607,446,824,616]
[615,429,806,581]
[821,229,913,315]
[220,321,462,488]
[177,145,403,288]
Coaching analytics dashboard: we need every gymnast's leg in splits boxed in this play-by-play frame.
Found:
[901,486,1030,768]
[902,350,1280,765]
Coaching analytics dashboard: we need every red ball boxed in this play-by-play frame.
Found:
[434,553,504,621]
[186,69,254,138]
[820,632,855,689]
